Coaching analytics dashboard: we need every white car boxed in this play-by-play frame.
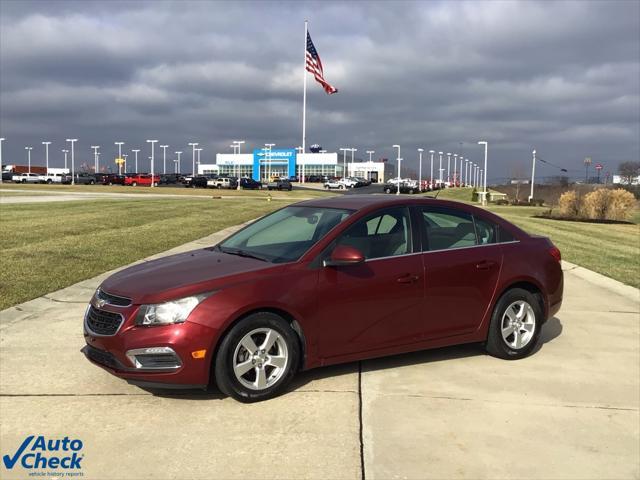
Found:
[339,178,359,188]
[324,178,344,190]
[38,173,64,184]
[12,173,41,183]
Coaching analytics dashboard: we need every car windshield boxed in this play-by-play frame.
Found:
[217,206,353,263]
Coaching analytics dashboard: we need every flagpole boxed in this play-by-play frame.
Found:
[301,20,308,184]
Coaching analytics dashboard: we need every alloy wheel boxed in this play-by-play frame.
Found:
[232,327,288,390]
[501,300,536,349]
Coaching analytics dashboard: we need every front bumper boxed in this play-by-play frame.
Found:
[83,304,219,388]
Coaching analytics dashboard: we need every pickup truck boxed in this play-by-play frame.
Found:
[207,177,236,189]
[38,173,65,184]
[267,178,293,191]
[124,174,160,187]
[12,173,41,183]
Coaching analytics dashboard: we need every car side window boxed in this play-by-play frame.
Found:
[337,207,412,259]
[473,217,497,245]
[422,208,477,251]
[499,227,516,243]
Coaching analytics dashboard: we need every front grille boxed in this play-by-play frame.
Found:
[96,289,131,307]
[84,345,119,369]
[86,306,123,336]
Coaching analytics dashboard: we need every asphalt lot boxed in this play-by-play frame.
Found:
[1,224,638,479]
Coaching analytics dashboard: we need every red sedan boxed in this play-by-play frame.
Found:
[82,196,563,402]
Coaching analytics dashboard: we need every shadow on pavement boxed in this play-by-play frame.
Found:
[139,317,563,400]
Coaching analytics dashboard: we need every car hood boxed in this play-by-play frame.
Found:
[99,248,276,305]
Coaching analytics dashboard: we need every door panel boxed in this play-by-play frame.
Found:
[418,206,503,338]
[422,245,502,337]
[316,255,424,358]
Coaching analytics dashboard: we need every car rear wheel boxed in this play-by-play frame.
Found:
[132,181,137,186]
[486,288,542,360]
[214,312,300,402]
[384,187,392,194]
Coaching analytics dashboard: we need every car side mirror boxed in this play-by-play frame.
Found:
[323,245,365,267]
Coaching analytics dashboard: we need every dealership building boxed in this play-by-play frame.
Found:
[198,149,390,183]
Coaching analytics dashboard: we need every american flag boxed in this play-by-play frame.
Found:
[306,32,338,94]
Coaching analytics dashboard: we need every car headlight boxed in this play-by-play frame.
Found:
[135,292,213,326]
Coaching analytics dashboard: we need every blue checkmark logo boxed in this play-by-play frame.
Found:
[2,435,33,469]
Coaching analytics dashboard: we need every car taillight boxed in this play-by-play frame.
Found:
[549,246,561,262]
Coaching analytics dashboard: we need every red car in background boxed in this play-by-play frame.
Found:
[82,196,563,402]
[124,174,160,187]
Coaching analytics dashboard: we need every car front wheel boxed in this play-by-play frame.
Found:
[214,312,300,402]
[486,288,542,360]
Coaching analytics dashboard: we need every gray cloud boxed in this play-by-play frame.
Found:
[0,0,638,180]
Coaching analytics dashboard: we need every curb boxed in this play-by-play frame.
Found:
[561,260,640,303]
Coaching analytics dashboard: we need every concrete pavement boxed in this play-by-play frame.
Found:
[1,224,638,479]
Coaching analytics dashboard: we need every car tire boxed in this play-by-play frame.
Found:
[485,288,543,360]
[132,181,137,186]
[21,179,26,183]
[153,182,158,187]
[324,185,329,189]
[339,185,345,190]
[385,187,392,194]
[214,312,300,403]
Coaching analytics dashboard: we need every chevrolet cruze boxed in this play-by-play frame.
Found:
[82,195,563,402]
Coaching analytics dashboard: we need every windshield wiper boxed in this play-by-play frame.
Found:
[217,246,269,262]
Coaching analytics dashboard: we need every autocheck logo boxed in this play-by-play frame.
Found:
[2,435,84,473]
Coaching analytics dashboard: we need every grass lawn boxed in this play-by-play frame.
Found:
[0,182,333,199]
[436,188,640,288]
[0,197,287,310]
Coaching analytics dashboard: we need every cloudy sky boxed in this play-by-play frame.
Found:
[1,0,638,180]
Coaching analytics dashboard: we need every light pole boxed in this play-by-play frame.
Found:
[195,148,202,174]
[175,151,182,174]
[233,140,245,189]
[188,143,198,176]
[25,147,32,173]
[418,148,424,190]
[115,141,124,175]
[91,146,99,173]
[42,141,51,171]
[160,145,169,174]
[453,154,458,187]
[478,141,488,205]
[438,152,443,186]
[147,140,158,187]
[62,149,68,170]
[464,159,469,186]
[66,139,77,185]
[339,147,349,178]
[366,150,374,162]
[350,148,357,169]
[132,149,140,173]
[265,143,275,180]
[447,153,451,185]
[392,145,401,195]
[529,149,537,202]
[0,138,4,184]
[122,154,128,173]
[429,150,434,189]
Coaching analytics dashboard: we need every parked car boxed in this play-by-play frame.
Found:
[185,175,208,188]
[61,172,97,185]
[207,177,237,189]
[383,181,419,194]
[12,173,41,183]
[98,174,126,186]
[125,174,160,187]
[38,173,65,184]
[267,178,293,191]
[160,174,182,185]
[307,175,325,183]
[82,196,563,402]
[324,178,344,190]
[239,178,262,190]
[340,177,359,188]
[355,177,372,186]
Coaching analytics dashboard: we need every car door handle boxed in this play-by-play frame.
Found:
[476,261,495,271]
[397,274,420,284]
